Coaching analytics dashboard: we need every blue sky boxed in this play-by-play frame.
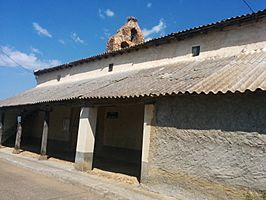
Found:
[0,0,266,100]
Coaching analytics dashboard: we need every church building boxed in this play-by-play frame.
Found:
[0,10,266,199]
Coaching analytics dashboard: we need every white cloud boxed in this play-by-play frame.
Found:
[147,2,152,8]
[142,19,166,39]
[70,33,85,44]
[98,9,105,19]
[30,47,42,54]
[105,9,114,17]
[145,37,152,41]
[104,28,110,37]
[58,39,65,45]
[98,8,115,19]
[99,28,111,41]
[32,22,52,38]
[0,46,61,70]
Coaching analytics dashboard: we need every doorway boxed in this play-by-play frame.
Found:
[93,104,144,180]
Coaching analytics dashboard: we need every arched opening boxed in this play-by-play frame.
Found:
[121,41,129,48]
[131,28,137,42]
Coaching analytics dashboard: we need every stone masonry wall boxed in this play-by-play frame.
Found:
[107,16,144,52]
[144,92,266,200]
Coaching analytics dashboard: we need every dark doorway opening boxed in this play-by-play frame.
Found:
[20,110,43,154]
[47,106,80,162]
[93,104,144,181]
[2,110,21,148]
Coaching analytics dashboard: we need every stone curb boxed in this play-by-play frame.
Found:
[0,150,175,200]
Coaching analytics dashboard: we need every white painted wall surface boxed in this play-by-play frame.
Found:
[36,18,266,87]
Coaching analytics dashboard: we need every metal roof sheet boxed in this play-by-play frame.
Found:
[1,50,266,108]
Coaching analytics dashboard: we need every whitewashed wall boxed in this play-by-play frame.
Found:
[36,18,266,86]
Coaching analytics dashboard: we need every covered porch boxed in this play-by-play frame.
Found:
[73,100,155,181]
[0,103,80,162]
[0,99,155,181]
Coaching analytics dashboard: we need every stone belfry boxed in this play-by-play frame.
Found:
[107,16,144,52]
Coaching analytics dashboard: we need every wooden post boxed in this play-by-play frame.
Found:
[13,115,22,154]
[0,111,4,148]
[39,111,49,160]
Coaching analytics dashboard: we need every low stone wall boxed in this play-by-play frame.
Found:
[143,92,266,200]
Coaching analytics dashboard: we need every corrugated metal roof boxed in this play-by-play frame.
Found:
[34,9,266,76]
[1,50,266,108]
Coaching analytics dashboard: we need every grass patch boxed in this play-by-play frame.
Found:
[261,191,266,200]
[245,192,257,200]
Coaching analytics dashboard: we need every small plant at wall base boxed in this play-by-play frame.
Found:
[261,191,266,200]
[244,192,266,200]
[245,192,257,200]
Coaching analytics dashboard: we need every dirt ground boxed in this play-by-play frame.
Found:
[2,147,139,185]
[0,158,101,200]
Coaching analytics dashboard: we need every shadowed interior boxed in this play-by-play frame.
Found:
[93,104,144,180]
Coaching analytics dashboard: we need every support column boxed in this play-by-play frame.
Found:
[13,115,22,154]
[39,111,49,160]
[141,104,155,182]
[0,111,4,148]
[75,107,97,171]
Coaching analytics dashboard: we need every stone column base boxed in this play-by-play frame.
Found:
[12,148,21,154]
[38,155,48,160]
[74,162,92,171]
[141,161,149,182]
[74,151,93,171]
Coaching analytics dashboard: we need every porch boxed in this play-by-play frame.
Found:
[0,105,80,162]
[0,101,155,181]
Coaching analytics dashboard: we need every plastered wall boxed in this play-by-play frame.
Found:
[49,106,72,141]
[144,92,266,200]
[36,18,266,87]
[97,104,144,150]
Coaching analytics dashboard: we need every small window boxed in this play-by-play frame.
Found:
[106,112,118,119]
[192,46,200,57]
[108,63,113,72]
